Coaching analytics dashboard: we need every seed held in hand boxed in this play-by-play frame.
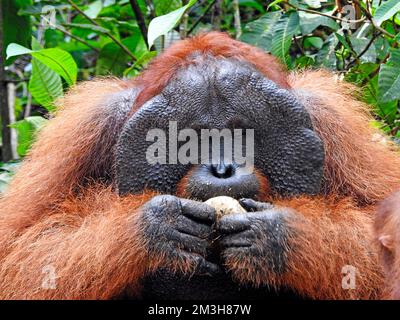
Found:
[205,196,246,218]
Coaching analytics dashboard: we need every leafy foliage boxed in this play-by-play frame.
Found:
[270,12,299,67]
[9,116,48,157]
[29,58,63,110]
[147,0,197,48]
[0,161,20,193]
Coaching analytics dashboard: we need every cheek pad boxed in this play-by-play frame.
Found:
[114,96,194,195]
[221,74,325,196]
[254,128,324,196]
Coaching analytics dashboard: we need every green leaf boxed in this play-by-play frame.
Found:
[316,34,339,69]
[350,37,377,63]
[153,0,182,16]
[96,42,130,76]
[31,49,78,85]
[299,11,339,35]
[295,55,315,68]
[6,43,78,86]
[6,43,33,59]
[31,36,42,51]
[372,0,383,9]
[18,3,69,16]
[304,37,323,49]
[10,117,48,157]
[104,0,116,7]
[84,0,103,19]
[240,12,282,51]
[267,0,284,9]
[374,36,391,60]
[0,161,21,173]
[124,51,157,78]
[147,0,197,48]
[373,0,400,26]
[335,32,352,52]
[270,12,300,66]
[378,48,400,103]
[345,62,377,85]
[96,35,146,76]
[303,0,321,8]
[239,0,265,13]
[28,58,63,111]
[0,161,21,194]
[394,32,400,43]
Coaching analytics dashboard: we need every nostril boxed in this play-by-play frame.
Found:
[210,163,234,179]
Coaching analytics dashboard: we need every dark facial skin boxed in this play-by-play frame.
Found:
[114,57,324,299]
[115,57,324,197]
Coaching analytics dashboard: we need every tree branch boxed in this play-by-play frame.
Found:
[39,16,100,53]
[129,0,149,47]
[67,0,136,60]
[188,0,217,35]
[285,1,366,24]
[353,0,395,39]
[346,32,380,69]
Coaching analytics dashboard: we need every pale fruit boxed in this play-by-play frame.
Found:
[205,196,246,218]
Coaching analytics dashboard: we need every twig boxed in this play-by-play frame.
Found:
[188,0,217,35]
[4,78,30,83]
[346,32,380,69]
[129,0,149,47]
[57,25,100,52]
[293,35,305,55]
[40,16,100,52]
[353,0,395,39]
[67,0,136,60]
[359,51,391,88]
[342,31,360,68]
[285,1,366,24]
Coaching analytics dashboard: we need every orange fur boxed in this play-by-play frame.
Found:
[224,196,383,299]
[0,32,399,299]
[374,192,400,299]
[290,70,400,204]
[0,186,155,299]
[0,78,131,233]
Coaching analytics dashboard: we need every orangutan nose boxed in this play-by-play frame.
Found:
[210,163,235,179]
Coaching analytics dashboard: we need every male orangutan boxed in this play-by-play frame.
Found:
[0,32,399,300]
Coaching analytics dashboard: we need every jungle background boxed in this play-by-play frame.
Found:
[0,0,399,192]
